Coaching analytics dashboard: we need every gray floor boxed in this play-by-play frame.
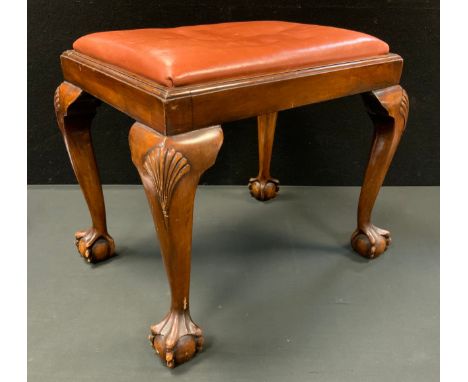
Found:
[28,186,439,382]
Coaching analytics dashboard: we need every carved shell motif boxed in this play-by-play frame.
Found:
[54,86,63,124]
[143,146,191,228]
[399,89,410,128]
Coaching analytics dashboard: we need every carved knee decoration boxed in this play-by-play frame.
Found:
[55,82,115,263]
[129,122,223,368]
[351,85,409,259]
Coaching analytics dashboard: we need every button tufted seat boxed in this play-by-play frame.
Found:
[73,21,389,87]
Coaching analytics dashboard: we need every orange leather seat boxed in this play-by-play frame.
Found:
[73,21,389,88]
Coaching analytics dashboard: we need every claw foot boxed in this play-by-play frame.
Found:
[149,310,203,368]
[75,228,115,263]
[248,177,279,201]
[351,225,391,259]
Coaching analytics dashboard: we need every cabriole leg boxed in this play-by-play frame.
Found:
[351,85,409,258]
[129,122,223,368]
[249,112,280,201]
[54,82,115,263]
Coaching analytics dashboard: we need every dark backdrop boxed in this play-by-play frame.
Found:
[28,0,439,185]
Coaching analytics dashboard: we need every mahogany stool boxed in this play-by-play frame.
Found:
[54,21,409,368]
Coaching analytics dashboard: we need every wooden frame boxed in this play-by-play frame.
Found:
[55,49,408,368]
[61,50,403,135]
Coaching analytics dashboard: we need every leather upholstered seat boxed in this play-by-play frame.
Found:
[73,21,389,88]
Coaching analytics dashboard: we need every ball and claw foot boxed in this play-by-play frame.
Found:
[351,224,391,259]
[75,228,115,263]
[248,177,279,201]
[148,310,204,368]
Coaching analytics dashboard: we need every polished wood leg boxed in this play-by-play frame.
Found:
[249,112,280,201]
[54,82,115,263]
[129,122,223,368]
[351,85,409,259]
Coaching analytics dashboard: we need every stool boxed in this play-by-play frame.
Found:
[54,21,409,368]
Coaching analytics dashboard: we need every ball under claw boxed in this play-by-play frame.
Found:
[152,334,198,368]
[351,231,389,259]
[76,235,114,263]
[249,178,279,201]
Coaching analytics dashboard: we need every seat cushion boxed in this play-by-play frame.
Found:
[73,21,389,88]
